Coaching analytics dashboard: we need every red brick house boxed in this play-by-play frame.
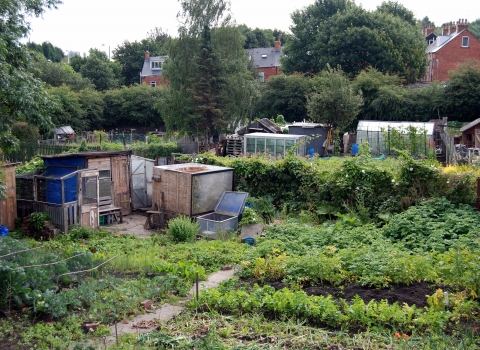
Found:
[247,37,283,83]
[140,51,168,87]
[424,19,480,82]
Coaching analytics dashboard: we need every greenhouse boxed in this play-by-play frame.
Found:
[243,133,306,158]
[356,120,436,155]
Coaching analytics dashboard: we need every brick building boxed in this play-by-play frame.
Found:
[424,19,480,82]
[247,37,283,83]
[140,51,168,87]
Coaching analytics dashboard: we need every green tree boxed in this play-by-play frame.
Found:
[162,0,260,139]
[376,1,416,26]
[307,65,363,129]
[282,0,353,75]
[443,60,480,122]
[103,85,166,128]
[0,0,59,153]
[255,74,314,122]
[468,18,480,39]
[79,49,124,91]
[32,54,94,91]
[353,68,403,120]
[11,122,40,142]
[27,41,64,62]
[78,88,105,128]
[47,86,88,131]
[283,1,426,83]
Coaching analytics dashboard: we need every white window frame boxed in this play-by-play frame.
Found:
[151,61,162,69]
[258,71,265,84]
[150,81,156,87]
[462,36,469,47]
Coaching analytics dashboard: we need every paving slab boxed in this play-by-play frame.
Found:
[102,213,155,238]
[101,266,236,346]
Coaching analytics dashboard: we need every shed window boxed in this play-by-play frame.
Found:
[462,36,469,47]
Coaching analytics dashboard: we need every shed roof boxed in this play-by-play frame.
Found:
[54,126,75,135]
[247,47,282,68]
[357,120,435,135]
[243,132,305,139]
[40,150,132,159]
[289,122,326,129]
[460,118,480,132]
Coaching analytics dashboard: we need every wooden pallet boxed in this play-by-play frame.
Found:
[225,139,243,156]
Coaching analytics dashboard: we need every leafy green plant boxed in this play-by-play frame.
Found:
[28,212,50,232]
[168,216,200,243]
[237,207,262,229]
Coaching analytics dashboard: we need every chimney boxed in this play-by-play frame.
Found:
[442,23,449,35]
[423,24,435,37]
[274,36,281,51]
[448,21,456,35]
[145,51,150,61]
[457,18,468,32]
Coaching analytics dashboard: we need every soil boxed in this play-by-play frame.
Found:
[269,281,433,308]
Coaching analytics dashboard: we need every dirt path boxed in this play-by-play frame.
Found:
[102,267,236,345]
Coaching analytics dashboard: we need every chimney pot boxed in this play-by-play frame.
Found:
[145,51,150,61]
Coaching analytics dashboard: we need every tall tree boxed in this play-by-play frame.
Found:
[79,49,124,91]
[162,0,260,139]
[0,0,60,153]
[282,0,353,74]
[27,41,64,62]
[307,65,363,129]
[443,60,480,122]
[255,74,314,122]
[376,1,416,26]
[283,1,427,83]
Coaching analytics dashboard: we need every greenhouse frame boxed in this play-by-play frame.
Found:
[243,133,306,158]
[356,120,436,155]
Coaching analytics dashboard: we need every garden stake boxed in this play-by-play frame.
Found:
[196,272,199,303]
[115,322,118,346]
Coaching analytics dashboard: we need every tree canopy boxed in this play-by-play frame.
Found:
[307,65,363,129]
[0,0,60,152]
[282,0,427,83]
[161,0,260,139]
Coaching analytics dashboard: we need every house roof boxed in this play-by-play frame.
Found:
[426,29,468,53]
[247,47,282,68]
[141,55,167,77]
[460,118,480,132]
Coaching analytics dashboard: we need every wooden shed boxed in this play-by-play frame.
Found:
[460,118,480,149]
[0,163,19,231]
[152,163,233,217]
[17,151,132,233]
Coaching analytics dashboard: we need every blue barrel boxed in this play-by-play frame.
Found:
[0,226,8,237]
[352,143,359,156]
[307,148,315,158]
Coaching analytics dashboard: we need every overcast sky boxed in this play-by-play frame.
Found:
[26,0,480,57]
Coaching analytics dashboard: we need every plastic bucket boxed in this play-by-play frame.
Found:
[351,143,359,156]
[243,237,255,246]
[0,226,8,237]
[307,148,315,158]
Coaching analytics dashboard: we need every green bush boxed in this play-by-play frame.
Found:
[130,141,181,159]
[168,216,199,243]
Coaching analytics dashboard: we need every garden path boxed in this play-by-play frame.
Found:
[102,267,236,345]
[102,213,154,238]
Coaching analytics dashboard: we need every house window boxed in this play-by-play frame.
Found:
[462,36,469,47]
[258,71,265,84]
[150,81,156,87]
[151,61,162,69]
